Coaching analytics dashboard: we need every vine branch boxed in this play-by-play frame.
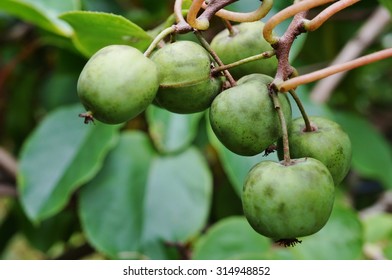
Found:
[201,0,273,23]
[310,6,391,103]
[263,0,335,44]
[278,48,392,92]
[303,0,360,31]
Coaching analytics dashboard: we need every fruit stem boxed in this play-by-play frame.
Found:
[270,88,291,165]
[289,89,313,132]
[277,48,392,92]
[144,26,176,57]
[211,50,276,74]
[222,18,236,37]
[195,30,237,87]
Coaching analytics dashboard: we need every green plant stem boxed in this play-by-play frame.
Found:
[271,90,291,165]
[289,89,312,132]
[211,50,276,74]
[144,26,176,57]
[194,31,237,87]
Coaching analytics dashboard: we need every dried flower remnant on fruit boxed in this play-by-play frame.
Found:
[276,238,302,247]
[79,112,95,125]
[263,144,277,157]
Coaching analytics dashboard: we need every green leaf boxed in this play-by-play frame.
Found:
[0,0,79,36]
[192,216,271,260]
[60,11,153,57]
[143,147,212,243]
[17,104,119,222]
[146,106,204,154]
[290,204,364,259]
[333,112,392,189]
[206,117,277,196]
[78,131,156,259]
[79,132,212,259]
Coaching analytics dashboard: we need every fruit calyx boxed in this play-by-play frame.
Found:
[79,111,95,125]
[276,238,302,247]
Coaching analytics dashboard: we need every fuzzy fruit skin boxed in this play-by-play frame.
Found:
[151,40,222,114]
[242,158,335,240]
[209,74,291,156]
[210,21,278,79]
[279,116,352,185]
[77,45,158,124]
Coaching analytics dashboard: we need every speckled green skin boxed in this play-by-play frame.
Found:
[151,41,222,114]
[279,116,352,185]
[209,74,291,156]
[210,21,278,79]
[242,158,335,239]
[77,45,159,124]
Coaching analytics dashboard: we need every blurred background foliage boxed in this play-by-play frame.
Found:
[0,0,391,260]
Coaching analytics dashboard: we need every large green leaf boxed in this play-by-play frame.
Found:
[0,0,79,36]
[333,112,392,189]
[206,117,277,196]
[79,132,212,259]
[289,204,364,259]
[60,11,153,57]
[78,132,156,259]
[146,106,204,154]
[192,216,271,260]
[17,104,120,222]
[143,147,212,243]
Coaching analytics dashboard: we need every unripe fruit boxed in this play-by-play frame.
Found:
[242,158,335,241]
[77,45,159,124]
[279,116,352,185]
[210,21,278,79]
[209,74,291,156]
[151,41,222,114]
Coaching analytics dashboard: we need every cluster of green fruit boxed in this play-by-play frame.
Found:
[77,21,275,123]
[77,21,352,246]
